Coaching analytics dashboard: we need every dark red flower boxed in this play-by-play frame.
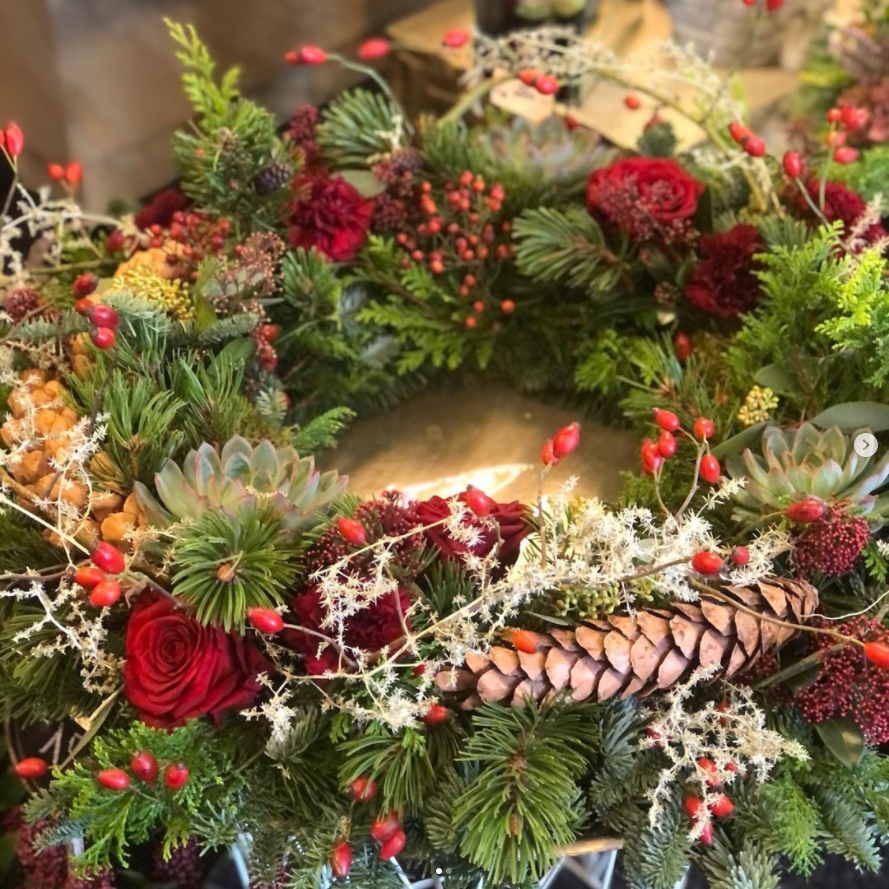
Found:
[793,179,886,246]
[587,157,703,245]
[287,174,373,261]
[685,224,765,319]
[414,492,530,577]
[285,585,411,674]
[133,188,189,231]
[124,594,269,728]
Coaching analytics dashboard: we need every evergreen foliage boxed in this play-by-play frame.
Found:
[317,89,407,168]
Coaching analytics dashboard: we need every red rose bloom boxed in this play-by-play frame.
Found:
[124,595,269,728]
[685,224,765,319]
[415,492,530,577]
[134,188,190,231]
[287,174,373,261]
[587,158,703,245]
[793,179,887,247]
[285,585,411,674]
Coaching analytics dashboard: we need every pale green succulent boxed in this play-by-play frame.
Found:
[726,423,889,523]
[134,436,346,538]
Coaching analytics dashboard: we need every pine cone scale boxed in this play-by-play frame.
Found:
[440,577,819,708]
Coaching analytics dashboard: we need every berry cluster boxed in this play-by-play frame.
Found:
[641,409,720,482]
[395,172,516,328]
[150,210,232,281]
[794,505,870,576]
[96,751,189,793]
[150,836,204,888]
[73,273,119,350]
[371,148,424,233]
[330,778,409,877]
[540,422,581,467]
[3,286,43,323]
[792,617,889,744]
[683,754,738,844]
[254,322,281,373]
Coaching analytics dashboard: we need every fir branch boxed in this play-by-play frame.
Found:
[317,89,407,168]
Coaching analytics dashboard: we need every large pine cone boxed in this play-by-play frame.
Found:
[436,577,818,708]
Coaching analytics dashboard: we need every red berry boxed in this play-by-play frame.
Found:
[699,822,714,844]
[284,49,301,65]
[73,272,99,298]
[518,69,539,86]
[541,439,558,466]
[700,454,721,484]
[331,839,353,878]
[766,0,784,9]
[74,565,105,588]
[641,439,660,469]
[15,757,48,779]
[657,432,677,459]
[350,776,378,801]
[785,498,825,524]
[654,409,681,432]
[379,827,407,860]
[422,703,449,726]
[697,756,721,786]
[782,151,802,178]
[91,541,126,575]
[730,546,750,566]
[552,422,580,459]
[105,230,125,253]
[744,135,766,157]
[65,162,83,186]
[442,28,470,48]
[465,487,493,518]
[465,316,477,329]
[299,45,328,65]
[74,297,93,316]
[535,75,559,96]
[693,418,715,440]
[47,162,65,181]
[337,517,367,547]
[90,304,119,329]
[91,327,116,350]
[708,793,734,817]
[4,123,24,158]
[692,552,724,576]
[247,608,285,634]
[164,763,189,790]
[131,751,158,785]
[642,452,664,476]
[864,641,889,669]
[826,108,843,123]
[684,796,704,819]
[728,121,749,144]
[840,105,869,131]
[510,629,539,654]
[358,38,391,61]
[501,299,516,314]
[98,769,130,791]
[674,332,692,362]
[89,579,121,607]
[370,810,401,842]
[624,93,641,110]
[833,146,859,164]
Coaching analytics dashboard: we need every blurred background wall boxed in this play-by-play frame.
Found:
[0,0,427,210]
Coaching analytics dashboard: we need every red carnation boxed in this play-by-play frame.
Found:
[124,595,269,728]
[133,188,189,231]
[285,585,411,674]
[415,492,530,578]
[685,224,765,319]
[287,174,373,261]
[587,158,703,245]
[792,179,886,247]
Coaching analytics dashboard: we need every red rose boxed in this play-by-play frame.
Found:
[793,179,887,247]
[124,595,269,728]
[284,585,411,674]
[415,492,530,577]
[685,224,765,319]
[587,158,703,244]
[287,174,373,261]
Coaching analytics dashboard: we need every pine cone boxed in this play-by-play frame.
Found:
[253,162,292,195]
[436,577,818,708]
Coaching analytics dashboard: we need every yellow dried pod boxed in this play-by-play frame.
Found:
[101,512,136,545]
[20,368,46,386]
[34,409,59,435]
[19,451,49,483]
[90,491,124,521]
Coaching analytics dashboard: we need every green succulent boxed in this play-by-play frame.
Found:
[134,435,346,538]
[726,423,889,523]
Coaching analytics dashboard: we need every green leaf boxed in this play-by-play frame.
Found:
[191,291,218,331]
[339,169,387,198]
[815,716,865,769]
[214,337,256,367]
[809,402,889,432]
[754,362,796,393]
[711,422,767,459]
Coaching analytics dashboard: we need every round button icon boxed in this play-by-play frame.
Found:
[854,432,878,458]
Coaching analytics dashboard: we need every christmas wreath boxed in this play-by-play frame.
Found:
[1,9,889,888]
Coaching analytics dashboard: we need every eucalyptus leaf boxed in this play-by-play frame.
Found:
[711,422,767,459]
[754,362,796,394]
[815,715,865,769]
[339,169,387,198]
[809,402,889,432]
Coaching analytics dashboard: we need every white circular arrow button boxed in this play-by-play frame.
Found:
[855,432,878,458]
